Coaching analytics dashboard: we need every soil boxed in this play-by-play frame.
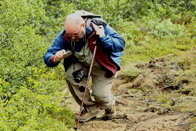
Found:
[64,53,196,131]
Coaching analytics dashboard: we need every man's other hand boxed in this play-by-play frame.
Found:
[93,24,105,38]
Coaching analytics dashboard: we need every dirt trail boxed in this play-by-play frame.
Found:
[64,53,196,131]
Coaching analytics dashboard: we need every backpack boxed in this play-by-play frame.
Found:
[74,10,106,26]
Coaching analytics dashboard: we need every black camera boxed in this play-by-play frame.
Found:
[72,69,84,83]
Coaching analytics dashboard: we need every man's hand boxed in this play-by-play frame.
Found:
[93,23,105,38]
[54,49,72,62]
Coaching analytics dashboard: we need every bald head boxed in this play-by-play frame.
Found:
[64,14,85,34]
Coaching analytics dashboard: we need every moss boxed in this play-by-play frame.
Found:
[122,19,195,65]
[120,62,144,82]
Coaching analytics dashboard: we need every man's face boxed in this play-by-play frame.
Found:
[65,23,86,41]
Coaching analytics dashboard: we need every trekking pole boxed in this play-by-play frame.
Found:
[75,42,97,130]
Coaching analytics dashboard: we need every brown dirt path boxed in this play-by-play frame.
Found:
[64,53,196,131]
[64,79,194,131]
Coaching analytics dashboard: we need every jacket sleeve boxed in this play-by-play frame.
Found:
[44,30,66,67]
[99,24,125,52]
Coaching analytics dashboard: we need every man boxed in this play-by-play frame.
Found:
[44,11,125,122]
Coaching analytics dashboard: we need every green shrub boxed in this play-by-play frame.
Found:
[0,91,74,130]
[0,0,76,129]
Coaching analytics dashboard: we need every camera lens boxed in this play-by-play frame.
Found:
[74,77,81,83]
[72,69,84,83]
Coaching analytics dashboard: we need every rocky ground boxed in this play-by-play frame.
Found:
[64,49,196,131]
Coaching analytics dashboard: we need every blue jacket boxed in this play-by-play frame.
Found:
[44,23,125,70]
